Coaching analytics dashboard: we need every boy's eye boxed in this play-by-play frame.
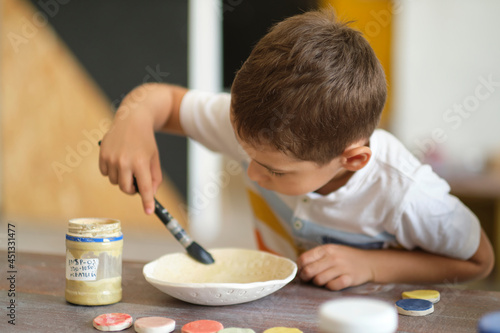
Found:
[269,170,285,177]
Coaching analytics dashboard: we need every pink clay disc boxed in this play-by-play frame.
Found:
[93,313,133,331]
[181,320,224,333]
[134,316,176,333]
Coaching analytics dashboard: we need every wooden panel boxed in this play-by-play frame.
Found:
[0,0,187,231]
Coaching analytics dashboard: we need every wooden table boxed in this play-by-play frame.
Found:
[1,252,500,332]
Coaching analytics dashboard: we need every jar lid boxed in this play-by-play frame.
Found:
[68,218,121,238]
[319,297,398,333]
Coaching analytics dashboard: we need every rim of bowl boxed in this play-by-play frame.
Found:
[142,248,298,289]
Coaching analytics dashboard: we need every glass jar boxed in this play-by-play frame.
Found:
[65,218,123,305]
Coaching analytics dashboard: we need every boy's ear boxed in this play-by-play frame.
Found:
[340,146,372,171]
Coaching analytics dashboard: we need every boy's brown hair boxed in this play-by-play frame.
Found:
[231,10,387,165]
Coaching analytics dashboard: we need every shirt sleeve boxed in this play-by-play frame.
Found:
[179,90,244,160]
[391,165,481,260]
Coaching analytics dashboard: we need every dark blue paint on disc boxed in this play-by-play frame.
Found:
[396,299,433,311]
[396,298,434,316]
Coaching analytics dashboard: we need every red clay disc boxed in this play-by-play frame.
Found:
[181,320,224,333]
[93,313,133,331]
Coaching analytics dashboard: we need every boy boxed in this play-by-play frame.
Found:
[99,10,494,290]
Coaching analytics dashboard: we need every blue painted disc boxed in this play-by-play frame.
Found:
[396,299,433,311]
[478,311,500,333]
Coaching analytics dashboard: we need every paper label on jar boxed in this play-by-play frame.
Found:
[66,252,99,281]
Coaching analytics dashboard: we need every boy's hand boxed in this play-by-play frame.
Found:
[98,83,188,216]
[297,244,375,291]
[99,119,162,215]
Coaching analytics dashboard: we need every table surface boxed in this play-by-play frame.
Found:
[1,252,500,332]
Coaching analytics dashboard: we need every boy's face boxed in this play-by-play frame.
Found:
[239,141,345,196]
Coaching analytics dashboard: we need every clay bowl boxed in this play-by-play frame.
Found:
[143,248,297,306]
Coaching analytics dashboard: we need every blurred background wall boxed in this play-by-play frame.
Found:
[391,0,500,173]
[1,0,499,286]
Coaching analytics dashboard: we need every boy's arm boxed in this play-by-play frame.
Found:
[99,83,188,214]
[297,228,494,291]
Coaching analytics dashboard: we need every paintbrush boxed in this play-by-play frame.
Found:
[98,141,214,264]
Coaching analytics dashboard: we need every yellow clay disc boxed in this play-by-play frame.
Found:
[402,289,440,303]
[263,328,302,333]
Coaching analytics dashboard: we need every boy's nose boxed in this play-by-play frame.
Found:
[247,161,268,182]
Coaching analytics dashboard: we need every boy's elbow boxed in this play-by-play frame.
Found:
[473,251,495,281]
[467,230,495,281]
[478,249,495,280]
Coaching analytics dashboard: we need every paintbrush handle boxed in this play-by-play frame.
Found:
[154,199,193,248]
[153,199,214,264]
[129,178,194,247]
[132,175,214,264]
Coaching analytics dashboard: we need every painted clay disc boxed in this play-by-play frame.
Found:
[263,328,303,333]
[134,317,175,333]
[182,320,224,333]
[93,313,133,331]
[402,289,440,303]
[396,299,434,316]
[217,328,256,333]
[319,297,398,333]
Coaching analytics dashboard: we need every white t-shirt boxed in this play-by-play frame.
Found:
[179,90,481,261]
